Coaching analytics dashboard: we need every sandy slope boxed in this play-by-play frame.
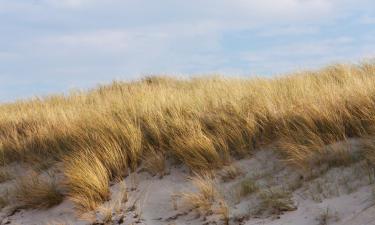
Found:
[1,141,375,225]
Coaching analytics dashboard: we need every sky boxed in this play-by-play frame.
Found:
[0,0,375,102]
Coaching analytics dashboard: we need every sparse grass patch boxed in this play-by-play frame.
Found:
[97,204,114,225]
[256,188,296,216]
[316,207,339,225]
[363,138,375,165]
[96,181,128,224]
[117,181,128,205]
[0,195,8,209]
[0,167,12,183]
[180,173,218,215]
[322,141,358,167]
[14,171,63,209]
[239,178,258,197]
[360,138,375,183]
[181,173,232,223]
[219,164,242,182]
[215,199,230,225]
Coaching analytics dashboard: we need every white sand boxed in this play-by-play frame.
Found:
[1,139,375,225]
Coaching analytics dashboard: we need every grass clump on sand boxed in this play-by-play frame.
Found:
[180,173,218,215]
[14,171,63,209]
[0,63,375,210]
[256,188,296,216]
[63,152,110,211]
[240,178,258,197]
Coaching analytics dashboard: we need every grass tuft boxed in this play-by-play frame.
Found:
[63,152,110,212]
[256,188,296,215]
[14,171,63,209]
[180,173,218,215]
[240,178,258,197]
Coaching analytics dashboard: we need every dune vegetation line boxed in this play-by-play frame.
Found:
[1,63,375,211]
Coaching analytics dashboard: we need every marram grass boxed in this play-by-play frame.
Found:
[1,63,375,210]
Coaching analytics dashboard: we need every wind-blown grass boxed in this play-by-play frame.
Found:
[1,63,375,210]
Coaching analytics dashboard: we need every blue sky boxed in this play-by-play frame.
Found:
[0,0,375,102]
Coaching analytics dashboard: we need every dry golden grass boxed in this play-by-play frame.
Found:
[180,173,218,215]
[257,188,296,215]
[0,167,12,183]
[142,148,167,178]
[219,165,242,182]
[215,199,230,225]
[363,138,375,164]
[181,173,231,222]
[63,152,110,211]
[240,178,258,197]
[0,62,375,210]
[14,171,63,209]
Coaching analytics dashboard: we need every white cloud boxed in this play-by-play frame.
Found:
[242,37,355,61]
[0,1,36,12]
[38,20,222,55]
[359,15,375,24]
[256,26,320,37]
[231,0,333,17]
[0,52,18,60]
[45,30,134,50]
[0,0,343,21]
[0,0,97,11]
[240,36,375,74]
[41,0,96,8]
